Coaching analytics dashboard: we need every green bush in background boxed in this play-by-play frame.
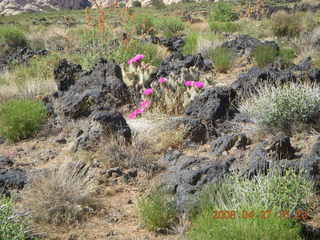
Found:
[0,99,47,142]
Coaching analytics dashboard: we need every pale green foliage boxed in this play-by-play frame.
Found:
[137,187,177,231]
[240,83,320,132]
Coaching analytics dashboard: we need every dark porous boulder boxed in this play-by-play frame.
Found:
[7,47,49,66]
[169,117,217,144]
[160,36,185,52]
[153,52,212,79]
[185,87,237,122]
[307,68,320,83]
[231,66,296,98]
[91,110,131,143]
[0,155,14,168]
[72,110,132,151]
[299,141,320,184]
[210,133,250,156]
[55,58,130,119]
[54,58,82,91]
[266,133,296,160]
[291,57,313,72]
[162,154,235,211]
[221,35,279,56]
[244,143,271,179]
[0,168,27,190]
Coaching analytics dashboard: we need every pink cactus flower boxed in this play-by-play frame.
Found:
[135,108,145,114]
[143,88,153,95]
[194,81,205,88]
[140,100,151,108]
[134,54,144,62]
[128,54,145,65]
[184,81,194,87]
[128,112,137,119]
[159,77,168,83]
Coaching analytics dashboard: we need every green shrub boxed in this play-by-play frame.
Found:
[209,21,239,33]
[279,48,296,68]
[0,99,47,142]
[0,26,28,55]
[137,187,177,231]
[0,198,36,240]
[208,46,234,73]
[209,2,238,22]
[188,168,314,240]
[134,14,155,35]
[111,39,161,66]
[154,17,185,38]
[240,82,320,132]
[271,11,302,38]
[252,44,279,67]
[188,207,302,240]
[182,32,198,55]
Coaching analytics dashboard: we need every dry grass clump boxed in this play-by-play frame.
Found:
[20,163,100,226]
[271,11,302,38]
[96,135,160,175]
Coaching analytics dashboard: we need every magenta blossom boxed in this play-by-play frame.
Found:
[159,77,168,83]
[184,81,194,87]
[128,54,145,64]
[135,108,145,114]
[140,100,151,109]
[143,88,153,95]
[128,112,137,119]
[194,81,205,88]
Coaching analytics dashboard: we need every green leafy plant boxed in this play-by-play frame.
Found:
[111,39,161,66]
[279,48,296,68]
[252,44,279,67]
[188,207,302,240]
[209,2,238,22]
[137,187,177,231]
[209,21,239,33]
[240,82,320,133]
[134,14,155,35]
[188,168,314,240]
[208,46,234,73]
[154,17,185,38]
[182,32,199,55]
[0,26,28,56]
[0,99,47,142]
[0,198,37,240]
[271,11,302,38]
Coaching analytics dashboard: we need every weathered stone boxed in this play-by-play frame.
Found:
[185,87,237,122]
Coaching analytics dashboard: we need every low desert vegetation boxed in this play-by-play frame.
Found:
[154,16,185,38]
[111,39,162,67]
[208,1,239,33]
[20,163,100,225]
[252,44,279,67]
[0,26,28,56]
[182,32,199,56]
[0,198,37,240]
[188,168,315,239]
[208,46,234,73]
[271,11,302,38]
[137,186,177,232]
[2,1,320,239]
[0,99,47,142]
[240,82,320,133]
